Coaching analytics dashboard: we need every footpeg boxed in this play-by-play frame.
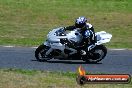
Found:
[88,44,96,51]
[80,50,86,55]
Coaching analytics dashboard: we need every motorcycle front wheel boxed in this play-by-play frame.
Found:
[84,45,107,63]
[35,44,51,62]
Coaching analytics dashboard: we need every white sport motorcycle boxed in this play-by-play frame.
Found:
[35,27,112,63]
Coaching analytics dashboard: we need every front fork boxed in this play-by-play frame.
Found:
[43,41,53,56]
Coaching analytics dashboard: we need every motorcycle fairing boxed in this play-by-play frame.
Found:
[95,31,112,45]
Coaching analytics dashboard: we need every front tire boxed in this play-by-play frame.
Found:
[35,44,51,62]
[84,45,107,63]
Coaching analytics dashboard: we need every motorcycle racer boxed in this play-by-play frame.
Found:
[64,16,97,54]
[35,19,112,62]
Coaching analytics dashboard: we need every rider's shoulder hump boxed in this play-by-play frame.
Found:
[86,23,93,28]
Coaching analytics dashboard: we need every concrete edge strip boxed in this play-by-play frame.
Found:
[109,49,127,50]
[31,47,38,49]
[2,45,15,48]
[1,45,130,50]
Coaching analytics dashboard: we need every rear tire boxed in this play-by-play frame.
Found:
[84,45,107,63]
[35,44,51,62]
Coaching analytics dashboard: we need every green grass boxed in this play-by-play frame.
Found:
[0,68,132,88]
[0,0,132,48]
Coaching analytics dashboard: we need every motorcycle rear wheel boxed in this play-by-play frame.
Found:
[35,44,51,62]
[84,45,107,63]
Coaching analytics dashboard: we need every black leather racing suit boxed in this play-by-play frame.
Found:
[64,23,96,50]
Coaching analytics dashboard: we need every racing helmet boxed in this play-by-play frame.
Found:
[75,16,87,28]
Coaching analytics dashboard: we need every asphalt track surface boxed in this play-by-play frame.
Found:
[0,47,132,74]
